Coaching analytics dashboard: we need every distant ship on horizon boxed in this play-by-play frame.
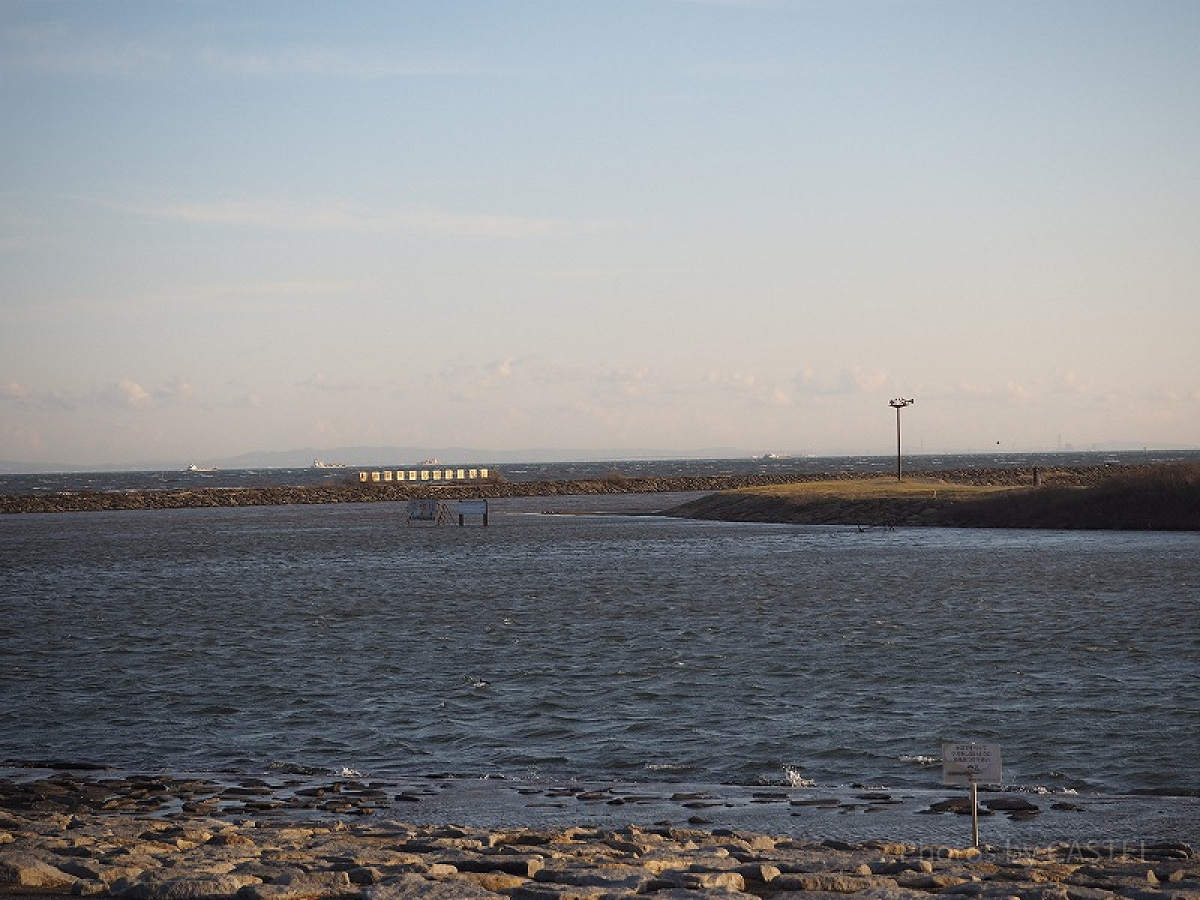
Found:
[312,459,346,469]
[186,464,217,472]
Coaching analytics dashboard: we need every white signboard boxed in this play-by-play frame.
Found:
[942,742,1002,786]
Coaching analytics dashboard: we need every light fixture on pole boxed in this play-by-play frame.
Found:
[889,398,914,482]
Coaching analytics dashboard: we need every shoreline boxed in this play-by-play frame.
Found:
[0,464,1116,515]
[1,768,1196,899]
[4,461,1197,530]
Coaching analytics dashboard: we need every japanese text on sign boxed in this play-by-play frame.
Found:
[942,742,1002,786]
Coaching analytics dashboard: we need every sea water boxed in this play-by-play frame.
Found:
[2,494,1197,804]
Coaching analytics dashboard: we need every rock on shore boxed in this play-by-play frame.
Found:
[2,810,1195,900]
[1,772,1196,899]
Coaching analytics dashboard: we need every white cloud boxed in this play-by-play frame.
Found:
[795,366,889,396]
[431,358,529,402]
[198,46,461,79]
[1,22,458,81]
[702,370,794,407]
[1005,381,1031,401]
[767,386,792,406]
[3,378,228,413]
[113,198,612,241]
[1054,370,1096,395]
[301,372,357,394]
[486,358,516,378]
[705,370,756,390]
[598,367,656,399]
[949,379,1037,405]
[158,378,194,401]
[1153,386,1200,403]
[117,380,152,407]
[0,383,74,411]
[0,22,170,75]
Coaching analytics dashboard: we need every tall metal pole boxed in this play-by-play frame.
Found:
[889,398,914,482]
[895,404,902,481]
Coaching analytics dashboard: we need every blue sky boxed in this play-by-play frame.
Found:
[2,0,1198,466]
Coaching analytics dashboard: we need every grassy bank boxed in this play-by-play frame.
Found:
[665,463,1200,531]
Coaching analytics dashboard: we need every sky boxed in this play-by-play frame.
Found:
[2,0,1198,467]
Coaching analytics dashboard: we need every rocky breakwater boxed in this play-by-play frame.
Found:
[1,777,1196,900]
[0,467,1102,515]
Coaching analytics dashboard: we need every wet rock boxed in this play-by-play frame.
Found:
[929,796,993,815]
[858,791,895,802]
[984,796,1040,812]
[0,771,1193,900]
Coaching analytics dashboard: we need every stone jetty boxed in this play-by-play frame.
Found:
[0,466,1108,515]
[1,772,1196,899]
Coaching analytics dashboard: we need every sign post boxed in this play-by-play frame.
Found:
[457,499,488,526]
[942,743,1002,848]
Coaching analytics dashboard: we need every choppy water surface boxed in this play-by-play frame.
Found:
[2,499,1198,800]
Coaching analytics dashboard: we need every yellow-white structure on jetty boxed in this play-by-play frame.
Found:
[359,466,490,484]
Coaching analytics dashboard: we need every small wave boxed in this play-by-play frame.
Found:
[899,754,939,766]
[1000,784,1080,795]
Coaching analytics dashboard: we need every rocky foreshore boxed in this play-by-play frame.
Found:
[0,467,1108,515]
[1,770,1196,900]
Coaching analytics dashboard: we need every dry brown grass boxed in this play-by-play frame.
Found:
[738,476,1018,501]
[675,463,1200,530]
